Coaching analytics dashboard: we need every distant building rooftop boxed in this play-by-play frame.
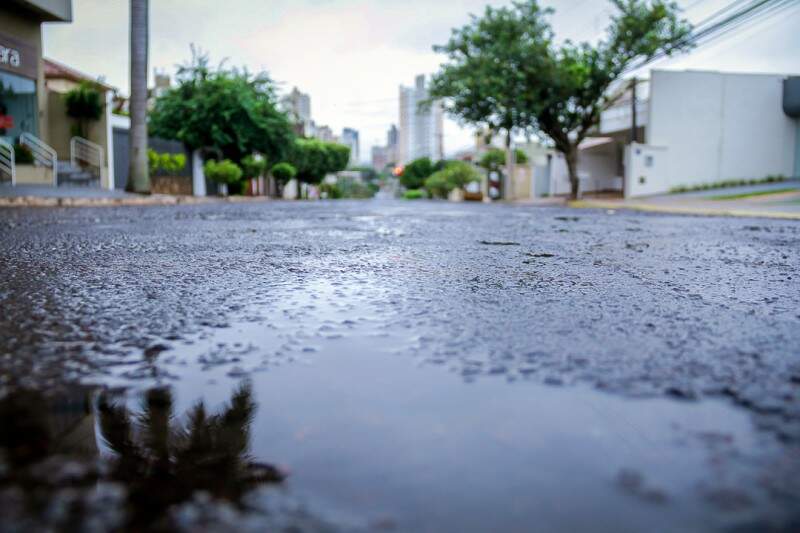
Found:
[44,57,115,90]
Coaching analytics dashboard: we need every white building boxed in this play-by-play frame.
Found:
[398,75,443,164]
[341,127,359,166]
[545,69,800,198]
[280,87,313,137]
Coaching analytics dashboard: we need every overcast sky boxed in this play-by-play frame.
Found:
[43,0,800,162]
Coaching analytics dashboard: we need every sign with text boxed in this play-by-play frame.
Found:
[0,32,38,80]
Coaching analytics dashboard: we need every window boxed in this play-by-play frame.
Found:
[0,71,38,141]
[645,155,654,168]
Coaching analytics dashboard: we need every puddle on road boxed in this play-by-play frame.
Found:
[147,325,795,533]
[2,275,798,532]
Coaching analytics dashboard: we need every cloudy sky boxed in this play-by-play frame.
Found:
[43,0,800,162]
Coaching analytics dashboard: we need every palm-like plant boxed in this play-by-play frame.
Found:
[97,384,284,530]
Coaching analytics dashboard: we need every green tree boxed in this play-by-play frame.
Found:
[149,50,295,167]
[64,81,103,138]
[127,0,150,193]
[431,0,692,199]
[270,162,297,185]
[400,157,434,190]
[241,154,268,179]
[204,159,242,185]
[289,139,350,184]
[425,161,480,198]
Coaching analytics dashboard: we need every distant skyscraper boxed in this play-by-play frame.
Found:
[386,124,399,165]
[371,145,389,171]
[341,128,360,166]
[398,75,443,164]
[280,87,313,137]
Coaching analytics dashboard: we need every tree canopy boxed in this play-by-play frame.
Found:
[400,157,435,190]
[288,139,350,184]
[430,0,693,198]
[149,51,295,165]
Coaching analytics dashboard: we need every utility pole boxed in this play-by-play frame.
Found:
[630,77,638,145]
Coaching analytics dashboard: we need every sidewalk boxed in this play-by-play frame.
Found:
[570,181,800,220]
[0,184,270,208]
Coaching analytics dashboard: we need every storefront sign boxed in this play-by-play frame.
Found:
[0,115,14,129]
[0,32,38,80]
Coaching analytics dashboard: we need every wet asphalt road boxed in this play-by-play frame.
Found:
[1,199,799,531]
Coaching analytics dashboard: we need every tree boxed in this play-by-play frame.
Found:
[400,157,434,190]
[270,162,297,185]
[288,139,350,185]
[241,154,267,179]
[204,159,242,186]
[127,0,150,193]
[431,0,692,199]
[64,81,103,138]
[149,49,295,167]
[425,161,480,198]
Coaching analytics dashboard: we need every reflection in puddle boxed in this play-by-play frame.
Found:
[0,385,291,532]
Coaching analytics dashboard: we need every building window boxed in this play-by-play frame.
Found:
[0,71,38,141]
[645,155,654,167]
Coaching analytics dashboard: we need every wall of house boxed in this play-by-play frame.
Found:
[548,143,622,196]
[648,70,797,191]
[0,5,47,143]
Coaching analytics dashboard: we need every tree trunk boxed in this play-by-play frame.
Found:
[127,0,150,193]
[504,132,515,201]
[565,144,580,200]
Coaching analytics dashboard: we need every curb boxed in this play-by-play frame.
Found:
[568,200,800,221]
[0,195,272,209]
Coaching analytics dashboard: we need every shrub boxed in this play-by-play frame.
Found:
[64,81,103,138]
[204,159,242,185]
[424,173,451,199]
[425,161,481,198]
[148,149,186,175]
[241,154,267,179]
[319,182,342,199]
[400,157,434,189]
[13,143,33,165]
[403,189,425,200]
[270,162,297,184]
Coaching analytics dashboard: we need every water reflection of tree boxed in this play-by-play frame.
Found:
[98,382,284,531]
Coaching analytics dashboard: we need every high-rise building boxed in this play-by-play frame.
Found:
[280,87,313,137]
[386,124,399,165]
[371,145,389,171]
[341,127,360,166]
[398,75,443,164]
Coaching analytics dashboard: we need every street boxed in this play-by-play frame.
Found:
[1,199,799,532]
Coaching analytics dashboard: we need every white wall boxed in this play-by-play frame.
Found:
[625,143,669,198]
[648,70,797,191]
[549,142,622,196]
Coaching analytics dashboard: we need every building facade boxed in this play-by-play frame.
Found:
[280,86,313,137]
[398,74,443,164]
[544,69,800,198]
[0,0,72,143]
[341,127,359,166]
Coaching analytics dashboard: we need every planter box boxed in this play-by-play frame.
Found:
[151,175,193,195]
[15,165,53,185]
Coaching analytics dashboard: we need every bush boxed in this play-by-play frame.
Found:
[148,149,186,175]
[13,143,33,165]
[270,162,297,184]
[204,159,242,185]
[478,148,528,171]
[64,81,103,138]
[403,189,425,200]
[400,157,434,189]
[319,182,342,199]
[670,174,788,194]
[425,161,481,198]
[241,154,267,179]
[424,173,451,199]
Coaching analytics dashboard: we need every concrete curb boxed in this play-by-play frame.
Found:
[569,200,800,221]
[0,195,272,208]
